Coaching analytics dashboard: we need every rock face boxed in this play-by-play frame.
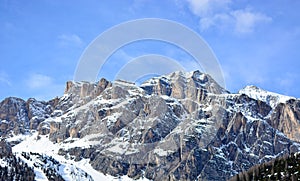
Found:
[270,99,300,142]
[0,139,12,156]
[1,70,300,181]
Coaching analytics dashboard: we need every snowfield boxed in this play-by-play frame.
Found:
[12,132,150,181]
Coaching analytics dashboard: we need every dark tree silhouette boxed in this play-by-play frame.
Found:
[228,152,300,181]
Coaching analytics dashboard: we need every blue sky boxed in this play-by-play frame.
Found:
[1,0,300,101]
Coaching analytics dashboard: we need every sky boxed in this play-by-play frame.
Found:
[1,0,300,101]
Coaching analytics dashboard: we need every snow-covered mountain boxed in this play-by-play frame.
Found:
[0,70,300,180]
[238,85,295,108]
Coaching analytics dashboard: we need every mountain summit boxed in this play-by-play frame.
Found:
[0,70,300,180]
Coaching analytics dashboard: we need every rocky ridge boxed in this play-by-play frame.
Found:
[0,70,300,180]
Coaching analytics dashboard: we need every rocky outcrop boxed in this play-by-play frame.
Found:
[140,70,227,99]
[0,97,30,136]
[0,97,56,137]
[64,78,112,103]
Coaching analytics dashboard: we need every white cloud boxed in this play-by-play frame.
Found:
[186,0,272,34]
[26,73,53,89]
[58,34,83,47]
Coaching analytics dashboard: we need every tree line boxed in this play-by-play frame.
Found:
[0,152,35,181]
[228,152,300,181]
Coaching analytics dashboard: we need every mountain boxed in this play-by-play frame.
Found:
[0,70,300,180]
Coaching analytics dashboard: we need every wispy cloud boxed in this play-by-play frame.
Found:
[277,72,297,91]
[58,34,83,47]
[0,71,11,86]
[26,73,53,89]
[25,73,65,100]
[187,0,231,17]
[231,8,272,34]
[3,22,16,31]
[186,0,272,34]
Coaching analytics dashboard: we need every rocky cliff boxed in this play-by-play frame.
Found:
[0,70,300,181]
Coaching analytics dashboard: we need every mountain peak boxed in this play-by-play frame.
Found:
[239,85,294,108]
[140,70,228,98]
